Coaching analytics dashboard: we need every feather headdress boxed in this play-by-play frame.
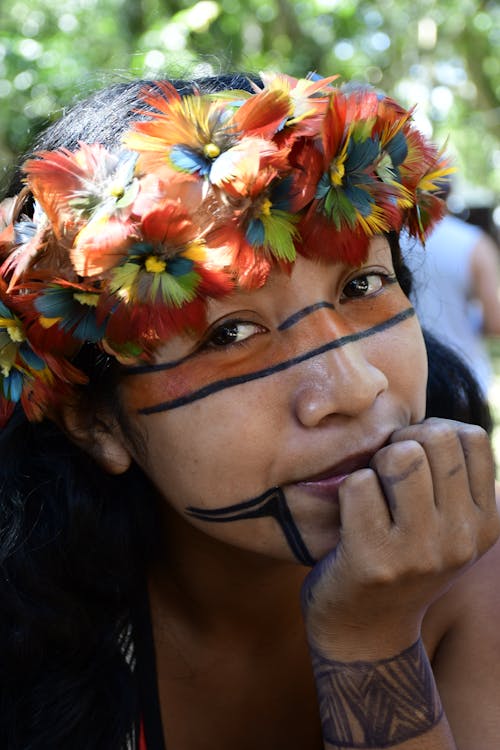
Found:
[0,71,452,425]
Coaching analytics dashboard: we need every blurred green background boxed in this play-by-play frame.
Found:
[0,0,499,204]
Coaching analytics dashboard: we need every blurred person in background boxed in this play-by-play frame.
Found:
[402,183,500,397]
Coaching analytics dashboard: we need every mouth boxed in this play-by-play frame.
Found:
[293,450,379,501]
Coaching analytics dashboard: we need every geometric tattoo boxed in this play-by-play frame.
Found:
[311,639,443,748]
[186,486,316,566]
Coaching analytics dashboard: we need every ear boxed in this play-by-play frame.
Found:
[58,401,133,475]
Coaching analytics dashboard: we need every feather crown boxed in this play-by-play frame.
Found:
[0,71,452,426]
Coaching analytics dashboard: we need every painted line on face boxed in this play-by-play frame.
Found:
[122,299,339,376]
[277,301,336,331]
[186,486,315,567]
[134,306,415,414]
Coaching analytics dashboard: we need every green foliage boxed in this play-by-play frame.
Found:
[1,0,499,198]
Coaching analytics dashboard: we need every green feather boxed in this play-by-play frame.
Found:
[323,188,357,229]
[156,270,200,307]
[261,210,299,261]
[109,262,140,296]
[352,119,375,142]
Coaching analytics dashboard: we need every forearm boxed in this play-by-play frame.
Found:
[311,638,456,750]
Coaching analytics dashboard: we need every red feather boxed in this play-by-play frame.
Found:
[103,296,207,353]
[0,398,15,428]
[233,88,292,138]
[140,200,196,246]
[298,209,370,267]
[71,217,135,276]
[208,221,273,289]
[286,138,324,212]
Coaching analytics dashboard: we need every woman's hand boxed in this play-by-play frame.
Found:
[302,418,500,749]
[302,417,500,660]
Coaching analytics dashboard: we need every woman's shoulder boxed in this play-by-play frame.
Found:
[421,493,500,747]
[423,492,500,658]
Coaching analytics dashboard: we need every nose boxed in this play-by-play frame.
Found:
[292,334,388,428]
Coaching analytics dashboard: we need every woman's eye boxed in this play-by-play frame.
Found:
[204,320,266,348]
[341,273,388,300]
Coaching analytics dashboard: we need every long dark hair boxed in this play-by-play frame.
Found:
[0,74,492,749]
[0,72,260,750]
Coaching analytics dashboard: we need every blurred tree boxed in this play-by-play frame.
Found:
[0,0,498,199]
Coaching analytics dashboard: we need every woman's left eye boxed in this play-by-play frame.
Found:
[341,273,391,300]
[203,320,267,349]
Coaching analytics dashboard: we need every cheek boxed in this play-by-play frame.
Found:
[132,381,285,508]
[382,318,428,420]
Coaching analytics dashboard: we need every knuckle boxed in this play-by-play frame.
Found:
[371,440,425,476]
[423,420,460,450]
[359,564,396,587]
[460,425,491,457]
[445,521,478,566]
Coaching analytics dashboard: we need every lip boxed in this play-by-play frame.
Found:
[294,451,376,501]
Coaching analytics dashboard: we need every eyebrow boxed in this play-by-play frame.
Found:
[136,306,415,414]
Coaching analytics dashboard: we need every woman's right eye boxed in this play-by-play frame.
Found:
[203,320,267,349]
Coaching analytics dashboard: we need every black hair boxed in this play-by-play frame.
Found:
[6,73,259,196]
[0,72,261,750]
[424,329,493,433]
[0,74,491,749]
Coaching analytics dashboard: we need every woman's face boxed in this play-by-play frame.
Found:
[119,236,427,564]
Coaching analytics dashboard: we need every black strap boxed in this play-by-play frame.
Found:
[132,586,167,750]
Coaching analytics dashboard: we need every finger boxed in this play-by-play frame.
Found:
[455,422,496,512]
[392,418,495,512]
[338,467,392,540]
[369,439,435,530]
[389,419,470,513]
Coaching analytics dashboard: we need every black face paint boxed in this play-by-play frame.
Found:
[186,486,316,566]
[277,300,337,331]
[127,307,415,414]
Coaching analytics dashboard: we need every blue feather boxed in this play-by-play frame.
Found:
[246,219,265,247]
[386,131,408,167]
[170,145,210,176]
[20,345,45,371]
[0,300,12,319]
[167,257,194,277]
[71,314,106,342]
[315,173,331,200]
[271,176,293,210]
[347,137,380,172]
[344,183,374,215]
[4,369,23,401]
[35,288,68,317]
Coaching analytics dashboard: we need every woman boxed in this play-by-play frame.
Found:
[0,71,499,750]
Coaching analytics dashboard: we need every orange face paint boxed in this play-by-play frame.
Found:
[121,286,414,415]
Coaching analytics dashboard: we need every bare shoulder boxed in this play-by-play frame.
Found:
[423,507,500,656]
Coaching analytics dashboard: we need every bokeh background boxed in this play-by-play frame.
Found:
[1,0,500,455]
[0,0,499,198]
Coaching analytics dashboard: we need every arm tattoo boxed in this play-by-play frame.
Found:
[311,639,443,748]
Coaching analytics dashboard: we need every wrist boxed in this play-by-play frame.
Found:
[311,638,443,748]
[305,616,422,662]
